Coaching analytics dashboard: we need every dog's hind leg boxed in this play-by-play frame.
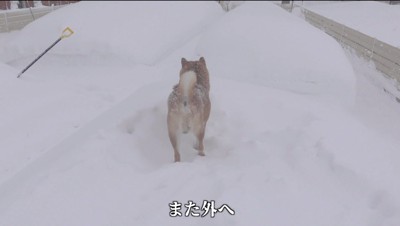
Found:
[194,126,206,157]
[168,115,181,162]
[168,130,180,162]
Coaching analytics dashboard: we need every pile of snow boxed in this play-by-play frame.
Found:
[1,1,223,65]
[1,1,400,226]
[197,2,355,106]
[301,1,400,47]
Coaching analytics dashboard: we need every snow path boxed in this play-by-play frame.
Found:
[1,71,400,225]
[1,2,400,226]
[0,80,168,213]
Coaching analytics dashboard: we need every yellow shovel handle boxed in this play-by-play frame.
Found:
[61,27,74,39]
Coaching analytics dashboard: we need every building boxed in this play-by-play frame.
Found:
[0,1,79,10]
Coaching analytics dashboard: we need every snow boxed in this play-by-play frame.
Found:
[34,1,43,8]
[1,1,400,226]
[298,1,400,48]
[219,1,245,11]
[10,1,19,10]
[1,1,223,65]
[197,2,355,106]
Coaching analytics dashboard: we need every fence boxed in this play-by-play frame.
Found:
[0,5,65,33]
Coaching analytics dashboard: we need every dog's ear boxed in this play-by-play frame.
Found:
[181,58,188,67]
[199,57,206,65]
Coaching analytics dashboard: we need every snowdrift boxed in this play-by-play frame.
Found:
[1,1,224,65]
[197,2,355,106]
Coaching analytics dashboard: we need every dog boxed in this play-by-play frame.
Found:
[167,57,211,162]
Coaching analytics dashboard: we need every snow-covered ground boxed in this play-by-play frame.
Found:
[0,1,400,226]
[296,1,400,47]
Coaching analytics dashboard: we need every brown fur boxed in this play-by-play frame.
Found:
[167,57,211,162]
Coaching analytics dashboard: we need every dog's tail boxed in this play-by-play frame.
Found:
[179,71,197,107]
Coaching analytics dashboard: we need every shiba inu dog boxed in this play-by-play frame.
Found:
[167,57,211,162]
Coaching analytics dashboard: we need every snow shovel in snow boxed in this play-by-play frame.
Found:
[17,27,74,78]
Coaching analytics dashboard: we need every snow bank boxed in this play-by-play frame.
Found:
[303,1,400,48]
[197,2,356,106]
[1,1,223,65]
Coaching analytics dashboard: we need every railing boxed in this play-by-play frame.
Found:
[0,5,66,33]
